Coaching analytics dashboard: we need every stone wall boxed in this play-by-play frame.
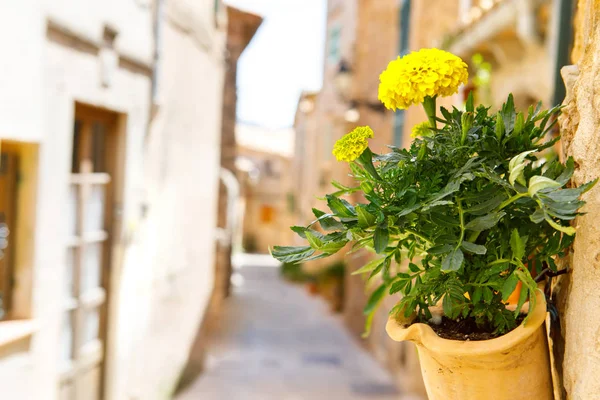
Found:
[556,0,600,398]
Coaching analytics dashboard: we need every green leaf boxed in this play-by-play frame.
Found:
[513,112,524,135]
[368,259,386,281]
[442,295,455,318]
[358,147,382,181]
[483,287,493,302]
[391,203,422,217]
[302,253,330,262]
[472,287,483,303]
[442,291,464,319]
[494,309,516,333]
[509,150,538,168]
[530,208,545,223]
[495,112,505,141]
[290,226,309,238]
[428,244,453,255]
[501,272,519,301]
[389,279,408,295]
[441,248,464,272]
[461,241,487,255]
[528,175,562,197]
[362,310,376,338]
[326,195,356,218]
[501,93,516,133]
[465,91,474,112]
[510,229,526,260]
[465,212,506,231]
[363,284,387,315]
[509,164,526,186]
[508,150,536,185]
[305,230,323,249]
[374,226,389,254]
[311,208,344,230]
[320,240,348,254]
[331,180,359,193]
[430,212,459,227]
[515,286,529,317]
[422,200,454,211]
[514,269,538,319]
[408,262,420,273]
[556,157,575,185]
[465,193,506,216]
[352,258,384,275]
[357,206,376,228]
[545,216,576,236]
[291,226,325,239]
[270,245,315,264]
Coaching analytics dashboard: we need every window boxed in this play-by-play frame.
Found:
[328,25,342,64]
[0,141,38,322]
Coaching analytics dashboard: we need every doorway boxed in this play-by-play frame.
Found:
[60,104,123,400]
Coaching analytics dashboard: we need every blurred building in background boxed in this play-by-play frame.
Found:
[212,6,262,308]
[292,0,358,280]
[236,124,295,254]
[0,1,247,399]
[446,0,557,109]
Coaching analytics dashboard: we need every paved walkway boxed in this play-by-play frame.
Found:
[176,254,411,400]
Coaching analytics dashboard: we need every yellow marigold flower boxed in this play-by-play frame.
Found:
[411,121,432,138]
[378,48,468,111]
[332,126,374,162]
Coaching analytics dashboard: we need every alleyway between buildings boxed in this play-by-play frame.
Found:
[176,254,415,400]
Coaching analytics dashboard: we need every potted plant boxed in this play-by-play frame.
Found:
[271,48,596,399]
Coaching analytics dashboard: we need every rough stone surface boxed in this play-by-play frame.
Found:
[175,255,419,400]
[557,1,600,398]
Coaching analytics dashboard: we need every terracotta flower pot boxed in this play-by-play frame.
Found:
[386,289,552,400]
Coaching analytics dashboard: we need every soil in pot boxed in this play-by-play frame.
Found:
[419,314,526,341]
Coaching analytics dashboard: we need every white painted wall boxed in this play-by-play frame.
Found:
[112,2,226,397]
[44,0,155,65]
[0,0,44,141]
[0,1,225,399]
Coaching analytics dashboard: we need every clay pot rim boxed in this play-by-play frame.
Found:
[386,289,547,356]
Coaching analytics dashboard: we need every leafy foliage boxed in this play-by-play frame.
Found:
[271,95,596,335]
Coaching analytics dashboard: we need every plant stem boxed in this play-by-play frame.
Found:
[486,258,511,267]
[456,199,465,248]
[405,229,433,245]
[422,96,438,130]
[498,192,529,210]
[467,231,480,243]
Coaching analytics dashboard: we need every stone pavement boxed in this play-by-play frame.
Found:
[176,254,417,400]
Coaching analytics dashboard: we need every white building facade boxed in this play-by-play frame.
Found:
[0,1,226,399]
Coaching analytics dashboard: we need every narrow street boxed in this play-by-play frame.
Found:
[177,254,411,400]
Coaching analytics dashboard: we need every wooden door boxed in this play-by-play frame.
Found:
[60,105,118,400]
